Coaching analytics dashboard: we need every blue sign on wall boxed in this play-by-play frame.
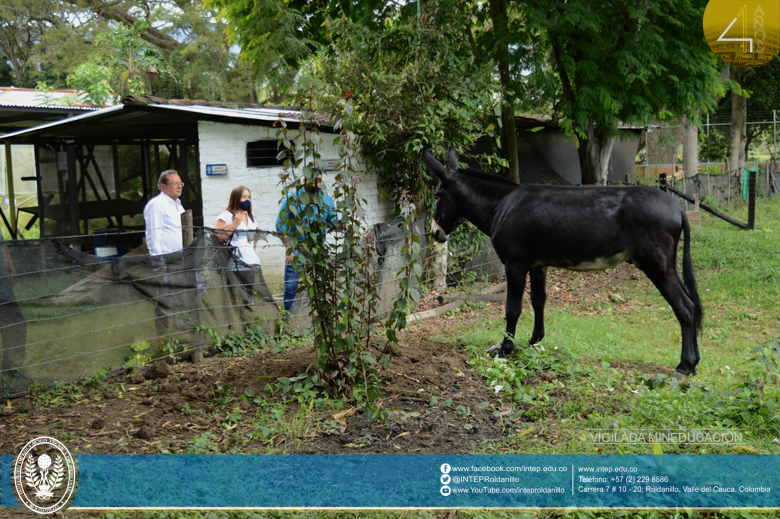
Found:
[206,164,228,176]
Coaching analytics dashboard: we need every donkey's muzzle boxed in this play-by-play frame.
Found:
[431,219,449,243]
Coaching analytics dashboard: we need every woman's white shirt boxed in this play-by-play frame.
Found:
[217,210,260,268]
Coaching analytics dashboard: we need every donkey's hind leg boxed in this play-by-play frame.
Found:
[639,264,699,378]
[529,267,547,345]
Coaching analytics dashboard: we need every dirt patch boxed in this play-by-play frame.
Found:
[0,264,647,461]
[0,333,515,458]
[418,263,649,312]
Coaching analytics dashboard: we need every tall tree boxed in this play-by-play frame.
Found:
[316,1,500,203]
[204,0,314,103]
[726,67,748,176]
[520,0,723,184]
[741,55,780,160]
[65,20,179,104]
[487,0,519,183]
[0,0,261,102]
[0,0,58,84]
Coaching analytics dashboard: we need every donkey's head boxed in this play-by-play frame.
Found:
[422,147,464,243]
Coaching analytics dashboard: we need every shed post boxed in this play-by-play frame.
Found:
[66,140,80,248]
[33,143,45,237]
[179,141,189,205]
[3,140,17,238]
[112,143,122,227]
[141,143,151,203]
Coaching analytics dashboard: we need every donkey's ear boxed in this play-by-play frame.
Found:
[422,148,449,182]
[446,147,460,172]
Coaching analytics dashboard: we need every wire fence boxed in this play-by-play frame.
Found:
[633,160,779,210]
[0,217,503,396]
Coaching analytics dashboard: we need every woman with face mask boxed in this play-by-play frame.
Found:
[215,185,261,269]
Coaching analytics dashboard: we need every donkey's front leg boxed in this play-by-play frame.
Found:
[529,267,547,345]
[499,264,529,358]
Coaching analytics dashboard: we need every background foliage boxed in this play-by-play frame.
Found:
[314,1,503,206]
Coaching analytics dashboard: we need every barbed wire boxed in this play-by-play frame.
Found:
[0,257,507,376]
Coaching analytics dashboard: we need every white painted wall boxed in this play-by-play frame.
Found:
[197,120,394,289]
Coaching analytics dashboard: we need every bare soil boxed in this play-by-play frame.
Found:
[1,264,669,454]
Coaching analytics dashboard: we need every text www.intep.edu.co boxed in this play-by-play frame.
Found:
[450,465,569,473]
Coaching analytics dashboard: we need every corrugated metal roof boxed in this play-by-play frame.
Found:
[0,87,113,110]
[0,102,100,110]
[2,102,325,143]
[2,105,125,140]
[147,103,305,123]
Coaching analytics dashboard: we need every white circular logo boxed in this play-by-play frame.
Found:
[440,485,451,496]
[440,463,451,474]
[440,474,451,485]
[13,437,77,514]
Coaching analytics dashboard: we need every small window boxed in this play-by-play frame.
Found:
[246,140,284,168]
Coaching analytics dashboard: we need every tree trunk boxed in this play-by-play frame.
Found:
[489,0,519,184]
[728,70,747,177]
[61,0,180,53]
[500,97,520,184]
[682,115,698,178]
[0,30,25,83]
[578,123,616,184]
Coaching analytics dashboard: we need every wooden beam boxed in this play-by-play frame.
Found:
[112,143,122,228]
[33,143,45,237]
[179,141,189,205]
[663,185,750,230]
[408,282,508,323]
[437,293,507,304]
[141,143,151,203]
[66,141,81,246]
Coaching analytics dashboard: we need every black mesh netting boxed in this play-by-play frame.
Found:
[0,216,444,397]
[0,228,286,396]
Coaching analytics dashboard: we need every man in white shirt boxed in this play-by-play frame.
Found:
[144,170,185,268]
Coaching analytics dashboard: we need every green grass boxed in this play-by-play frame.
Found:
[428,196,780,457]
[1,206,41,240]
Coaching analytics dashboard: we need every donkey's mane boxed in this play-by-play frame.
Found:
[455,167,519,191]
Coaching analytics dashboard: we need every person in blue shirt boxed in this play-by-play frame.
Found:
[275,173,337,312]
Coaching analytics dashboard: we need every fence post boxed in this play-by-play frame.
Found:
[182,209,193,248]
[726,158,732,207]
[767,161,770,197]
[748,170,756,230]
[774,109,777,161]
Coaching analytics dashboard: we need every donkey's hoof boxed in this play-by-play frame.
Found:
[486,343,502,353]
[673,370,690,382]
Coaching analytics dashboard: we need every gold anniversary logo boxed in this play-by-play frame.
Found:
[703,0,780,67]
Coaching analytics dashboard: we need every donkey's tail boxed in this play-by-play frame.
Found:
[681,210,703,331]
